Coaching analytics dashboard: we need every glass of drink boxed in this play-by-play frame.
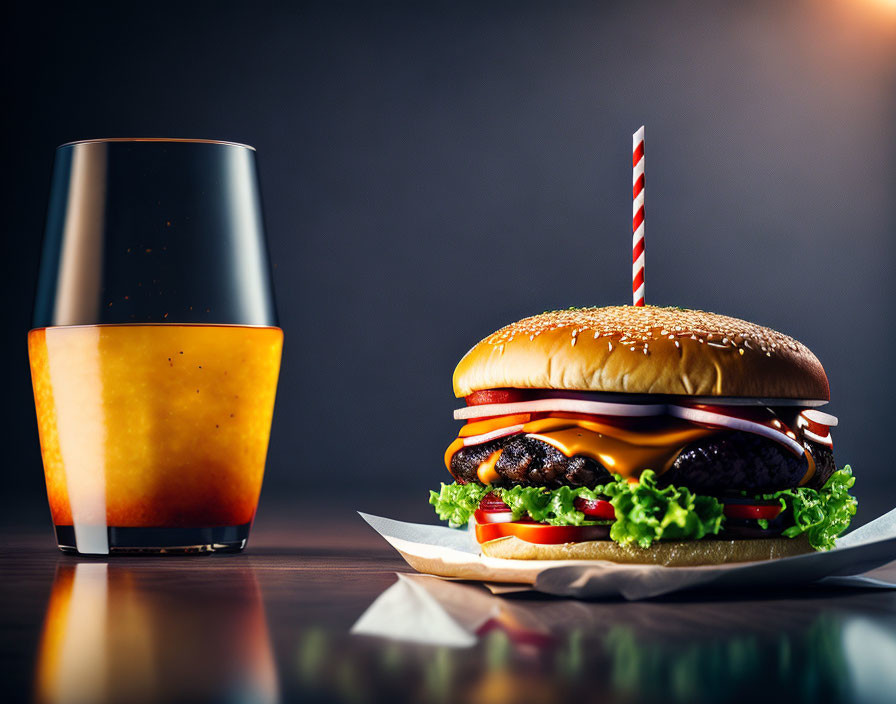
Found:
[29,138,282,555]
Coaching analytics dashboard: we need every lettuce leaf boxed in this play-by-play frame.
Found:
[429,471,725,543]
[428,482,601,527]
[429,482,489,528]
[428,466,856,551]
[602,471,724,548]
[495,484,605,526]
[759,466,856,551]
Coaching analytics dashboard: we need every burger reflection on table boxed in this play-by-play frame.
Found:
[345,574,896,704]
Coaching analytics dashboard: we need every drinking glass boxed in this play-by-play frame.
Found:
[29,138,282,554]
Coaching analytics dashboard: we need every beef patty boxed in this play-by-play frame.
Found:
[661,432,835,492]
[449,430,835,493]
[449,435,612,488]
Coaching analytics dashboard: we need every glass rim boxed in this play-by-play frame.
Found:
[28,322,283,334]
[58,137,256,151]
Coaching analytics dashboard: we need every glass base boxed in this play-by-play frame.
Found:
[54,523,251,555]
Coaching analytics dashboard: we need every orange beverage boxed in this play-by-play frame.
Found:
[28,324,282,553]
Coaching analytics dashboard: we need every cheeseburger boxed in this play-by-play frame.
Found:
[430,306,856,566]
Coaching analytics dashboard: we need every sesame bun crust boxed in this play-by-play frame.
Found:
[453,306,829,401]
[480,534,813,566]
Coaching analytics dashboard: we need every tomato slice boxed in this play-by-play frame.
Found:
[480,493,616,521]
[474,520,610,545]
[723,503,782,520]
[465,389,533,406]
[573,497,616,520]
[478,492,510,512]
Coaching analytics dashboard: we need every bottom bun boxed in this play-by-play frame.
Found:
[480,535,813,566]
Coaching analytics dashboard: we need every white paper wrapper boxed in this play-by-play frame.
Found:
[359,509,896,600]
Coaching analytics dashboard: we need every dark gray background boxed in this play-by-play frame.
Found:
[3,1,894,528]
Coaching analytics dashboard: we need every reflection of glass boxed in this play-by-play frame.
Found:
[29,139,282,554]
[34,562,279,704]
[346,575,896,704]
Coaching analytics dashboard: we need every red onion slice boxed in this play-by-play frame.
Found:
[454,398,666,421]
[801,428,833,447]
[454,399,827,457]
[797,410,834,447]
[668,405,804,456]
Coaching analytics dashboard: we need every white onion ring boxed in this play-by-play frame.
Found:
[461,424,526,447]
[454,398,666,421]
[668,405,804,456]
[475,511,515,524]
[801,409,839,427]
[456,399,829,457]
[802,428,833,447]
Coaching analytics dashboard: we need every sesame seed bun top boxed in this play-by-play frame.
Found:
[452,306,829,402]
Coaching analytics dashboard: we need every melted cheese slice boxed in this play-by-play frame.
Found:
[476,450,503,484]
[522,416,721,477]
[800,447,815,487]
[446,412,819,486]
[444,413,724,482]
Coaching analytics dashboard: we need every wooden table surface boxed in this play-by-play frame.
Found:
[3,508,896,704]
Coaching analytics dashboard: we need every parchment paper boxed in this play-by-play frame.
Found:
[359,509,896,600]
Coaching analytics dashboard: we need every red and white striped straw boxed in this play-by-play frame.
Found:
[632,125,646,306]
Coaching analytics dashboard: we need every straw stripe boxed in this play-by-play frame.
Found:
[633,201,645,229]
[632,126,645,306]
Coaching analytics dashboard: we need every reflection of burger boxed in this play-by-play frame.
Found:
[430,306,856,565]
